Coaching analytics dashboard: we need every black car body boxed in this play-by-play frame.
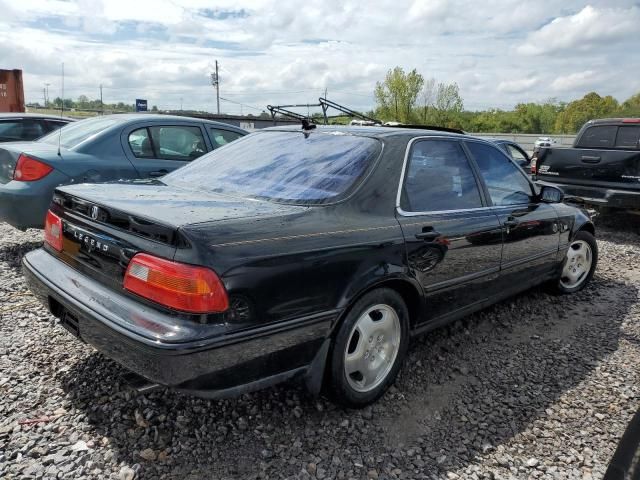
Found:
[23,126,597,406]
[533,118,640,211]
[0,113,73,142]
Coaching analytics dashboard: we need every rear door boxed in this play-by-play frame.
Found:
[395,138,503,324]
[123,123,210,178]
[465,140,560,285]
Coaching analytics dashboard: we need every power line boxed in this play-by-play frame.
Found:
[219,96,263,112]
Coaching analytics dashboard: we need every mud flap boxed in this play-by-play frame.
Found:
[304,337,331,397]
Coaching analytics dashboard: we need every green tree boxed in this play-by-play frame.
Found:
[432,82,464,127]
[554,92,619,133]
[374,67,424,122]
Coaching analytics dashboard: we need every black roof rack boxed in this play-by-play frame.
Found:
[266,98,465,135]
[380,124,466,135]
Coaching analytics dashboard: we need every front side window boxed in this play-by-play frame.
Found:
[506,144,527,161]
[149,126,207,161]
[578,125,617,148]
[209,128,243,149]
[163,131,381,204]
[615,126,640,149]
[466,141,533,206]
[401,140,482,212]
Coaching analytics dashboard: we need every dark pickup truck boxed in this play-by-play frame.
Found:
[532,118,640,211]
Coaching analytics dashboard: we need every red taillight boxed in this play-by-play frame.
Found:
[13,154,53,181]
[622,118,640,123]
[124,253,229,313]
[44,210,63,251]
[530,156,537,175]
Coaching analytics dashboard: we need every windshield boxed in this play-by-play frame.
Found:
[163,131,382,204]
[38,116,120,148]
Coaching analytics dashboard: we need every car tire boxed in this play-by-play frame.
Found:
[549,230,598,294]
[327,288,410,408]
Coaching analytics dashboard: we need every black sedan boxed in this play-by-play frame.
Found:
[22,126,597,407]
[0,113,73,142]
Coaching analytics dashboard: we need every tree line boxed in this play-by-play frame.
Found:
[373,67,640,134]
[33,96,158,113]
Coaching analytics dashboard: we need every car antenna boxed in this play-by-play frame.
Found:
[57,62,64,157]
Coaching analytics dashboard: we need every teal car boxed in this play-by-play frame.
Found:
[0,114,246,229]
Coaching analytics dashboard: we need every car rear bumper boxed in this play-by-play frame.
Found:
[0,172,69,229]
[22,248,336,396]
[537,180,640,210]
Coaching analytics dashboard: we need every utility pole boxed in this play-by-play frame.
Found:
[44,83,50,107]
[211,60,220,114]
[43,88,47,109]
[99,84,103,115]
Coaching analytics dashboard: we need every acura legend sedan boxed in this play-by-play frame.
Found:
[23,126,597,407]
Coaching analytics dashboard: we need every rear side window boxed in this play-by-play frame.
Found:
[578,125,617,148]
[0,119,45,141]
[0,120,23,141]
[209,128,243,149]
[466,141,533,206]
[615,126,640,149]
[129,128,154,158]
[401,140,482,212]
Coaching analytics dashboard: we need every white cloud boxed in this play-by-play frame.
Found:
[517,5,640,55]
[498,77,540,94]
[550,70,599,91]
[1,0,639,113]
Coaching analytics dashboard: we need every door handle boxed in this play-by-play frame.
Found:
[149,169,168,177]
[415,229,441,241]
[504,218,519,228]
[581,155,601,163]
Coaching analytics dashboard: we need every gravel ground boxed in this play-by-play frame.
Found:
[1,213,639,480]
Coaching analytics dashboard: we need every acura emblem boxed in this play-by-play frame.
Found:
[90,205,99,220]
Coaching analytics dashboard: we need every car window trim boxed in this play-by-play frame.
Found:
[395,135,491,216]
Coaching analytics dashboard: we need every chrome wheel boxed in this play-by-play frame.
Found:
[560,240,593,289]
[344,304,401,393]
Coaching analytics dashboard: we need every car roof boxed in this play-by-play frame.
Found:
[260,124,469,140]
[586,118,640,125]
[99,113,247,132]
[0,112,75,121]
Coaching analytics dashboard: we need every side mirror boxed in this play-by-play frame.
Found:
[540,185,564,203]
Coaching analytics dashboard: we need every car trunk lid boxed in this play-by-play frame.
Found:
[50,182,307,295]
[0,142,67,184]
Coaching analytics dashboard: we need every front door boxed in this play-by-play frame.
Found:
[396,138,503,324]
[464,140,560,286]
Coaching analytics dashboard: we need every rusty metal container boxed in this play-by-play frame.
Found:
[0,69,25,113]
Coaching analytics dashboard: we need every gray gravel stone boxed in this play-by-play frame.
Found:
[1,214,639,479]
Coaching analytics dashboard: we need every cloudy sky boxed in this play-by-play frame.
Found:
[1,0,638,115]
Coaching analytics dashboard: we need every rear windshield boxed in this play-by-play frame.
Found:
[38,116,119,148]
[163,131,382,204]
